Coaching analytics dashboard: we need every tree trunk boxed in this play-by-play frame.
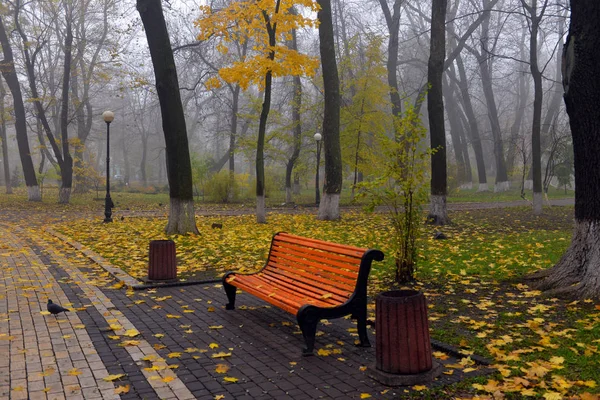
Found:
[443,76,468,187]
[255,4,280,224]
[227,84,240,203]
[121,125,130,186]
[470,9,509,191]
[285,29,302,205]
[455,54,487,190]
[293,173,300,195]
[378,0,403,127]
[527,1,600,299]
[0,15,39,200]
[256,71,271,223]
[140,136,148,187]
[427,0,450,225]
[0,76,11,194]
[455,106,473,187]
[137,0,198,234]
[317,0,343,221]
[72,48,87,194]
[58,4,74,204]
[523,0,549,215]
[506,23,530,175]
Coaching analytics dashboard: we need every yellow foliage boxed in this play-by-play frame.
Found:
[194,0,319,90]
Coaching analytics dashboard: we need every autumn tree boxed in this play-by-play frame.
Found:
[71,0,112,193]
[0,12,40,200]
[339,35,390,198]
[359,104,429,283]
[527,1,600,298]
[195,0,319,223]
[13,0,75,203]
[137,0,199,234]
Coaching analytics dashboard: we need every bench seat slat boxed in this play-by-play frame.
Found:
[259,270,350,304]
[267,254,358,287]
[276,232,368,254]
[272,240,362,271]
[228,273,346,306]
[273,234,367,258]
[270,245,361,276]
[262,266,353,300]
[264,261,356,295]
[228,275,337,309]
[243,275,343,307]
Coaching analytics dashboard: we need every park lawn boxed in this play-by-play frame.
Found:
[54,205,600,399]
[0,183,574,210]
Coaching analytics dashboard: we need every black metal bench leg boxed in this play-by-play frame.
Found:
[223,274,237,310]
[297,306,319,356]
[355,304,371,348]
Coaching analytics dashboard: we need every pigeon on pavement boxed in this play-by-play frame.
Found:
[47,299,69,316]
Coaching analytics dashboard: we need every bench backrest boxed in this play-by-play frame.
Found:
[264,232,371,304]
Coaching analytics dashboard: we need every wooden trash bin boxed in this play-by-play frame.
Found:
[368,289,441,386]
[147,240,177,281]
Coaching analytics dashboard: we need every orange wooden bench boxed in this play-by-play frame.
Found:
[222,232,384,355]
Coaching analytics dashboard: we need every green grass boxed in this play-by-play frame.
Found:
[0,180,574,211]
[448,184,574,203]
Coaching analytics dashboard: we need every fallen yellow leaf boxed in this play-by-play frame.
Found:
[215,364,229,374]
[103,374,126,382]
[114,385,130,394]
[124,329,140,337]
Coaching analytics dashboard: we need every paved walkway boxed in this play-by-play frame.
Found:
[0,204,516,399]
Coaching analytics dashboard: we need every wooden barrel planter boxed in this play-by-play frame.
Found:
[147,240,177,281]
[369,290,441,386]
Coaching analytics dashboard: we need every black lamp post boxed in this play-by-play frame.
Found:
[103,110,114,223]
[314,132,322,206]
